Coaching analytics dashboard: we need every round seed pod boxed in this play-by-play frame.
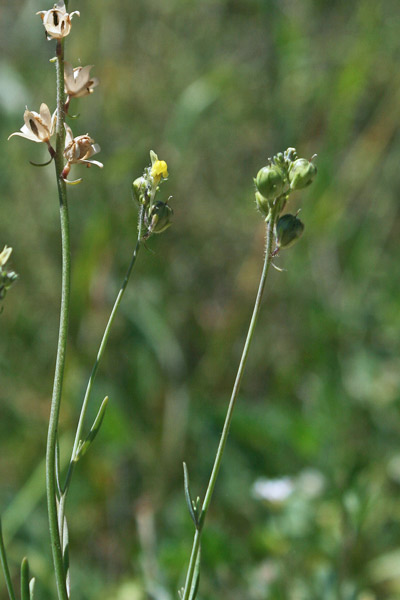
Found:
[255,165,286,200]
[288,158,317,190]
[276,214,304,248]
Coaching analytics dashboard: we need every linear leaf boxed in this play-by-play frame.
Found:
[75,396,109,462]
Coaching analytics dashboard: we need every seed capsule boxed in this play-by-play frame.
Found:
[288,158,317,190]
[147,201,173,235]
[255,165,286,200]
[276,214,304,249]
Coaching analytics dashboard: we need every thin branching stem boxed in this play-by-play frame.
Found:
[57,207,144,532]
[182,212,277,600]
[46,39,70,600]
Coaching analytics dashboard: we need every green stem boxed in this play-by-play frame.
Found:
[46,40,69,600]
[0,519,17,600]
[182,214,276,600]
[59,207,144,526]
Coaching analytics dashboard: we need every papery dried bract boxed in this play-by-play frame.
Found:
[62,125,103,180]
[64,63,98,98]
[8,103,55,144]
[37,1,79,40]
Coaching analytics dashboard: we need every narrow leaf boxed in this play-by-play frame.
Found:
[183,463,198,528]
[74,396,108,462]
[20,557,30,600]
[29,577,35,600]
[0,518,17,600]
[55,437,62,498]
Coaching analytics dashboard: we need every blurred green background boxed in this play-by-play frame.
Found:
[1,0,400,598]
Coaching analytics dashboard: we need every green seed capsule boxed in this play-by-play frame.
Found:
[288,158,317,190]
[255,191,272,216]
[148,201,173,234]
[255,165,286,200]
[276,214,304,248]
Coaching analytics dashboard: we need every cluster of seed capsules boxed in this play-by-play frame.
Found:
[254,148,317,250]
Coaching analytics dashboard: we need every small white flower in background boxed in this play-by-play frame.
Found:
[64,63,99,99]
[62,125,103,180]
[296,468,325,499]
[37,1,80,41]
[252,477,294,504]
[0,246,12,268]
[8,103,55,144]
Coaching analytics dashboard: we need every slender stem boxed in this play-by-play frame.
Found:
[0,519,17,600]
[182,215,276,600]
[59,206,144,521]
[46,40,69,600]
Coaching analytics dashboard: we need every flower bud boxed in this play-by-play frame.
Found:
[148,201,173,235]
[276,214,304,249]
[132,176,147,205]
[255,165,286,200]
[0,246,12,268]
[288,158,317,190]
[255,191,271,216]
[0,270,18,300]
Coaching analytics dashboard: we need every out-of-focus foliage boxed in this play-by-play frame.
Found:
[1,0,400,598]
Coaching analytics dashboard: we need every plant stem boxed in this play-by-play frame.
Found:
[58,207,144,531]
[182,215,276,600]
[0,519,17,600]
[46,40,69,600]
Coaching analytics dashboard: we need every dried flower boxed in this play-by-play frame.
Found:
[8,103,55,145]
[62,125,103,180]
[64,62,99,99]
[0,246,12,268]
[37,1,79,40]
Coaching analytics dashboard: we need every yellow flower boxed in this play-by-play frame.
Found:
[64,62,99,99]
[37,1,80,41]
[151,160,168,180]
[8,103,55,144]
[0,246,12,268]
